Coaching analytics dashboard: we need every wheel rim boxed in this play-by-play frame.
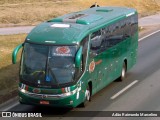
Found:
[86,89,90,101]
[121,64,126,79]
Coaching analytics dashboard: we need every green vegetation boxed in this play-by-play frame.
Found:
[0,34,26,69]
[0,34,26,103]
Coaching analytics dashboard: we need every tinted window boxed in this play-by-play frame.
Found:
[130,14,138,35]
[90,30,102,53]
[90,14,138,53]
[81,36,89,71]
[100,23,124,51]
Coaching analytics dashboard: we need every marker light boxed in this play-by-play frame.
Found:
[51,24,70,28]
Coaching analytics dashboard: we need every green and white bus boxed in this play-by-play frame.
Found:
[12,6,138,107]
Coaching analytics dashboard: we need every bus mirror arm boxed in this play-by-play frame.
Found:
[75,46,83,68]
[12,43,23,64]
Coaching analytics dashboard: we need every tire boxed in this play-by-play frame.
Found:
[80,85,91,107]
[119,62,126,81]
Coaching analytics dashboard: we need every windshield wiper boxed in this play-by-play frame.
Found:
[48,66,59,87]
[45,47,60,87]
[48,65,60,87]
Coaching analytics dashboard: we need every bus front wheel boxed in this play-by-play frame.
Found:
[80,85,91,107]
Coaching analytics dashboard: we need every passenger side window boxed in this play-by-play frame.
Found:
[90,16,137,54]
[101,24,123,50]
[90,30,102,53]
[75,36,89,79]
[130,14,138,36]
[81,36,89,71]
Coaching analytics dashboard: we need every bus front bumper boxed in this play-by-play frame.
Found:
[18,88,80,108]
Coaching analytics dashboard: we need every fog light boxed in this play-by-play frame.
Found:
[21,89,26,93]
[70,101,73,104]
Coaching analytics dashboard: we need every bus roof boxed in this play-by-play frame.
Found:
[26,6,137,45]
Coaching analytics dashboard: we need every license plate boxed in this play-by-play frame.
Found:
[40,101,49,105]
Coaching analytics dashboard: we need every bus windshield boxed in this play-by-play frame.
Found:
[20,43,77,87]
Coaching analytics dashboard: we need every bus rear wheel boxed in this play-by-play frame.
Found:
[119,62,126,81]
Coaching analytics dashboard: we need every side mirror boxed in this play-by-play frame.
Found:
[12,43,23,64]
[75,46,83,68]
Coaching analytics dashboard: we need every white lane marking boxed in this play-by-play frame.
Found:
[139,29,160,42]
[111,80,138,100]
[2,101,19,111]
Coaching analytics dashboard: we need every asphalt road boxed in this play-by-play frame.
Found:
[0,26,35,35]
[1,30,160,119]
[0,13,160,35]
[139,13,160,26]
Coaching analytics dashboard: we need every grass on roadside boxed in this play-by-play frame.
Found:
[0,0,160,26]
[0,34,26,94]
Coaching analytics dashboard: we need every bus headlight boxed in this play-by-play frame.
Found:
[61,88,77,97]
[19,88,27,93]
